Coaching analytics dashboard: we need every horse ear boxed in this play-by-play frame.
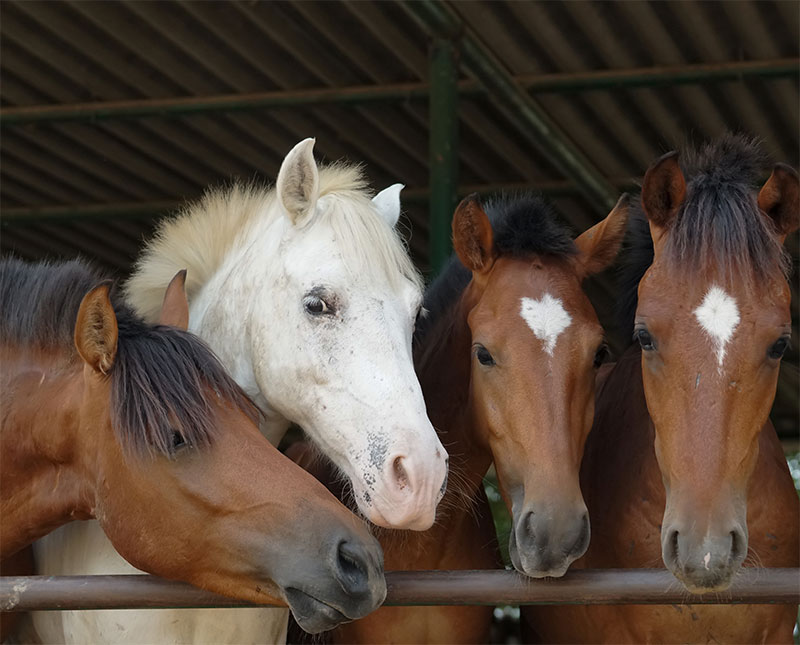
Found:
[574,194,630,278]
[452,194,497,274]
[75,282,118,375]
[641,151,686,249]
[758,163,799,244]
[277,138,320,226]
[372,184,404,228]
[159,270,189,330]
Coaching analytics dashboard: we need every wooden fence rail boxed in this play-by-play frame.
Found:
[2,569,798,611]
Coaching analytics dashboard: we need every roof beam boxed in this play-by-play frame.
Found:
[0,59,795,126]
[0,178,640,225]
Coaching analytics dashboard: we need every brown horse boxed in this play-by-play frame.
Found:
[525,135,799,643]
[296,192,627,643]
[0,258,386,636]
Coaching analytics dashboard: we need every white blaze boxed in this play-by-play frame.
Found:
[694,286,740,368]
[520,294,572,356]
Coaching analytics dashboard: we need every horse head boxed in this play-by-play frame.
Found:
[451,193,629,577]
[58,270,386,632]
[636,138,798,592]
[229,139,447,530]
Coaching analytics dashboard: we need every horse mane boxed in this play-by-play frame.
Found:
[618,134,791,336]
[125,163,422,321]
[415,193,577,346]
[0,257,258,458]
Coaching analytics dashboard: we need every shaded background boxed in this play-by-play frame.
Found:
[1,0,797,436]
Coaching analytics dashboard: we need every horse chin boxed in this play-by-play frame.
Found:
[507,532,574,579]
[669,568,736,595]
[284,588,353,634]
[356,491,436,531]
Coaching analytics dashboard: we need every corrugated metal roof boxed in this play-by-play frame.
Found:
[1,0,797,434]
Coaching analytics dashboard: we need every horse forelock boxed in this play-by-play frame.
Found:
[618,134,791,336]
[321,190,424,294]
[125,162,421,320]
[665,134,790,284]
[1,258,259,459]
[415,193,575,348]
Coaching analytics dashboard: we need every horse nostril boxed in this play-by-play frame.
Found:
[571,512,590,556]
[335,540,370,597]
[392,456,409,491]
[665,528,680,566]
[730,529,744,563]
[523,511,546,545]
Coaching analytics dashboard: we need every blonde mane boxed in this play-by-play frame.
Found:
[125,163,422,321]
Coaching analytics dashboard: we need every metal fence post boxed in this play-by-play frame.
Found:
[428,38,459,276]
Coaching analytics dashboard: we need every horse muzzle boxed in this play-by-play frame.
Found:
[661,523,747,593]
[509,501,590,578]
[284,535,386,633]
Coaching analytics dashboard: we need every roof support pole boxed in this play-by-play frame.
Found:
[428,38,459,275]
[403,1,619,215]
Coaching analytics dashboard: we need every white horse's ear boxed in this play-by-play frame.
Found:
[372,183,404,228]
[277,138,320,226]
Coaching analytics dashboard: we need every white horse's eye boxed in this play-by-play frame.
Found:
[303,296,330,316]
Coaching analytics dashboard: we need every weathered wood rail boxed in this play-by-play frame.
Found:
[2,569,798,611]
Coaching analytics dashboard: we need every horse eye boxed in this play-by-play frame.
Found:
[303,296,329,316]
[172,431,186,450]
[475,345,495,367]
[768,336,790,360]
[594,343,610,369]
[635,328,655,351]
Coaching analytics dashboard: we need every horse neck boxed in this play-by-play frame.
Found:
[0,347,95,558]
[583,345,663,508]
[187,218,291,444]
[415,284,493,503]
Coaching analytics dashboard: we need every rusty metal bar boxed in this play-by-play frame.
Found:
[1,569,798,611]
[0,59,796,126]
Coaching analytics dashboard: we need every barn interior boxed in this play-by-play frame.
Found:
[1,0,797,440]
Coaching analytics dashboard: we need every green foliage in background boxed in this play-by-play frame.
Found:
[484,474,512,568]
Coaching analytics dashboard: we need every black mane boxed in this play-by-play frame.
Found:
[415,193,576,345]
[619,134,790,335]
[0,258,258,457]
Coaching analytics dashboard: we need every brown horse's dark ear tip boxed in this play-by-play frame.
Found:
[90,280,114,297]
[456,193,482,211]
[646,150,680,174]
[773,162,798,180]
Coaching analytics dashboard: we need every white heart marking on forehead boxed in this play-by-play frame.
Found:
[694,286,740,368]
[520,294,572,356]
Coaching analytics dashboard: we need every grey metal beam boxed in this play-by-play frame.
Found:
[0,59,796,126]
[401,1,618,214]
[2,569,798,610]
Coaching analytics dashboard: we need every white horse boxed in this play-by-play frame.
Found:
[27,139,447,644]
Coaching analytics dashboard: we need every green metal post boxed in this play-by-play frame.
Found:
[404,1,619,215]
[429,39,459,276]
